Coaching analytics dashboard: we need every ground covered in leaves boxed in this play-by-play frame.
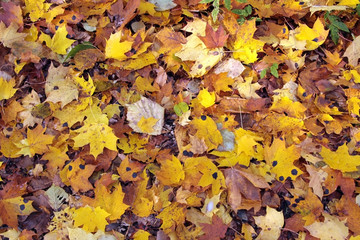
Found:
[1,0,360,239]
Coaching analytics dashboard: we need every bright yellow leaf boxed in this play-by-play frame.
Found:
[232,19,265,64]
[295,18,329,50]
[93,184,129,220]
[133,230,151,240]
[137,116,159,134]
[184,157,226,195]
[72,121,119,158]
[270,96,307,118]
[73,206,110,232]
[320,144,360,172]
[105,31,133,61]
[198,89,216,108]
[338,0,360,7]
[24,0,51,22]
[15,125,54,157]
[264,138,303,182]
[0,78,17,100]
[348,97,360,116]
[39,25,75,54]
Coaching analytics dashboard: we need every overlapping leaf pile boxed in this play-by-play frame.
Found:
[1,0,360,239]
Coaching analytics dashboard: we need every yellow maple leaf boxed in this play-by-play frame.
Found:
[191,116,223,151]
[338,0,360,6]
[72,121,119,158]
[232,19,265,64]
[0,78,17,100]
[60,158,96,192]
[157,202,186,233]
[132,171,154,217]
[73,206,110,232]
[156,155,185,186]
[24,0,51,22]
[320,144,360,172]
[134,76,158,93]
[105,31,133,61]
[264,138,303,182]
[234,77,261,99]
[137,116,159,134]
[184,157,226,195]
[270,96,307,118]
[15,125,54,157]
[213,128,264,167]
[254,206,284,240]
[39,25,75,54]
[295,18,329,50]
[93,184,129,220]
[348,97,360,116]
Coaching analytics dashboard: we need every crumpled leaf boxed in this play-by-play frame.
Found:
[126,96,164,135]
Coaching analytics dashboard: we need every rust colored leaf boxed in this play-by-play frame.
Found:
[199,215,228,240]
[199,24,229,49]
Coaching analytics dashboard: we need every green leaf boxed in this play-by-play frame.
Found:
[270,63,279,78]
[225,0,232,10]
[327,14,338,24]
[64,42,96,62]
[213,0,220,7]
[356,4,360,16]
[236,0,247,2]
[200,0,214,3]
[237,17,246,25]
[329,25,339,45]
[232,9,247,16]
[332,20,350,32]
[244,5,252,15]
[174,102,189,116]
[260,69,267,79]
[212,7,220,22]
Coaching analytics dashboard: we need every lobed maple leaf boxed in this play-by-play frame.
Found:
[198,24,229,49]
